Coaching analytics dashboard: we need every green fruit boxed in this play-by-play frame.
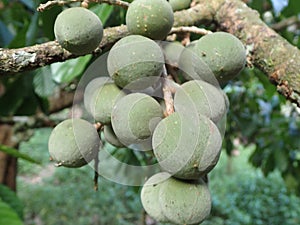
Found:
[174,80,226,123]
[48,118,99,168]
[84,77,112,114]
[89,82,126,124]
[140,172,171,223]
[169,0,191,11]
[178,41,218,86]
[54,7,103,55]
[159,177,211,225]
[111,93,163,150]
[107,35,164,89]
[152,112,222,179]
[161,41,184,66]
[103,125,124,148]
[126,0,174,40]
[195,32,246,85]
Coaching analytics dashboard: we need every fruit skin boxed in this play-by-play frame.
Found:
[178,41,218,86]
[159,177,211,225]
[169,0,191,11]
[48,118,99,168]
[111,93,163,150]
[84,77,112,115]
[161,41,184,66]
[140,172,171,223]
[152,112,222,179]
[54,7,103,55]
[195,32,246,85]
[126,0,174,40]
[89,82,126,124]
[174,80,226,123]
[103,125,124,148]
[107,35,164,89]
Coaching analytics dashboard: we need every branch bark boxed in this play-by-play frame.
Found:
[1,0,300,106]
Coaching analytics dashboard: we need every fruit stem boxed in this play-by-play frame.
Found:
[162,65,175,116]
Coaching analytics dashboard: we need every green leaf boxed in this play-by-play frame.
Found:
[0,199,23,225]
[0,144,41,164]
[0,21,13,47]
[40,6,62,40]
[33,66,57,98]
[0,185,24,219]
[51,55,92,83]
[90,4,114,25]
[8,20,29,48]
[26,11,39,46]
[0,74,34,116]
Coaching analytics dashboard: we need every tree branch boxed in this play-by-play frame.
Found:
[37,0,129,11]
[0,25,129,76]
[1,0,300,106]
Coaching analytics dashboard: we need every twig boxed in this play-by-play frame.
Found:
[93,123,103,191]
[162,65,175,116]
[93,150,99,191]
[37,0,129,11]
[271,16,300,31]
[37,0,81,11]
[170,26,213,35]
[100,0,129,9]
[93,122,102,131]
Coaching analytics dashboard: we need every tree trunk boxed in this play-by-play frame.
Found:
[0,124,17,191]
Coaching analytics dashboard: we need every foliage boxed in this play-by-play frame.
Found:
[202,150,300,225]
[17,130,300,225]
[18,166,142,225]
[224,68,300,193]
[0,184,24,220]
[0,184,24,225]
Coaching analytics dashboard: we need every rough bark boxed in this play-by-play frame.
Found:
[0,125,17,191]
[0,0,300,106]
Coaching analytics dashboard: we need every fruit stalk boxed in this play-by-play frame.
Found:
[162,65,175,117]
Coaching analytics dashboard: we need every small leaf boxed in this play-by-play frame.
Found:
[0,199,23,225]
[90,4,114,25]
[0,21,13,47]
[51,55,92,83]
[0,144,41,164]
[0,185,24,219]
[33,66,57,98]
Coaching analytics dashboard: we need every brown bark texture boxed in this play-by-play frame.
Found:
[0,0,299,106]
[0,125,17,191]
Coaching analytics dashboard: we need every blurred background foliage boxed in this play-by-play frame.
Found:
[0,0,300,224]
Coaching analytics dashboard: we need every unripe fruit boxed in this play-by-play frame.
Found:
[126,0,174,40]
[174,80,226,123]
[161,41,184,66]
[140,172,171,223]
[89,82,126,124]
[107,35,164,89]
[152,112,222,179]
[159,177,211,225]
[103,125,124,148]
[169,0,191,11]
[54,7,103,55]
[178,41,218,85]
[195,32,246,85]
[84,77,111,115]
[48,118,99,168]
[111,93,163,150]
